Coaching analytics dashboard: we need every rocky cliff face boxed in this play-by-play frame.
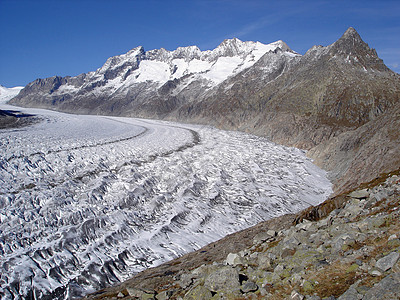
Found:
[308,100,400,194]
[10,27,400,195]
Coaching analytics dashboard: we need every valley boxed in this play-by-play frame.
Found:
[0,105,331,299]
[1,26,399,299]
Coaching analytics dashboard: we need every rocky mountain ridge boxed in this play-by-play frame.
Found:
[10,38,296,116]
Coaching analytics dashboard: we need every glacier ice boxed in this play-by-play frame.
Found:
[0,104,331,299]
[0,86,23,104]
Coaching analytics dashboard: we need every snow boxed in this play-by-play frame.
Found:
[0,85,23,103]
[134,60,171,83]
[202,56,243,83]
[169,58,189,78]
[169,58,212,79]
[56,84,78,94]
[0,105,332,299]
[92,38,295,90]
[187,58,213,73]
[98,46,144,74]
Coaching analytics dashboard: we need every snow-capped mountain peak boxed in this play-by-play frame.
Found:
[213,37,254,57]
[97,46,145,75]
[91,38,295,87]
[49,38,297,101]
[10,37,300,115]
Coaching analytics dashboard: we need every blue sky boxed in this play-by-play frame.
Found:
[0,0,399,87]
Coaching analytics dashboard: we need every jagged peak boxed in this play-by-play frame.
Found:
[98,46,145,73]
[145,45,203,62]
[215,37,258,55]
[126,46,146,56]
[337,26,364,44]
[175,45,201,53]
[303,27,367,58]
[332,27,370,51]
[343,27,359,37]
[212,38,295,59]
[171,45,202,59]
[218,37,245,46]
[270,40,293,53]
[301,27,390,72]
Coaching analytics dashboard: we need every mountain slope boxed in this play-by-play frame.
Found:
[183,27,399,146]
[308,100,400,193]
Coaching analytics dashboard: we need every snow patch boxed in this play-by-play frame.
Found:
[134,60,171,83]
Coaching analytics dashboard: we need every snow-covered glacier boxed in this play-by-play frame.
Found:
[0,105,332,299]
[0,86,23,104]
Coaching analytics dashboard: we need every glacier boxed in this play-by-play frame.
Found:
[0,104,331,299]
[0,86,23,104]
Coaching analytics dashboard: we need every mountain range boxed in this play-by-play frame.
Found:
[9,38,296,115]
[9,27,400,195]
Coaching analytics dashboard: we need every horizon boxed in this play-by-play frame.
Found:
[1,0,399,88]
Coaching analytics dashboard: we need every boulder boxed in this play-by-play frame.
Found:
[290,290,305,300]
[225,253,242,266]
[348,189,370,199]
[363,273,400,299]
[338,285,362,299]
[375,252,400,272]
[183,285,213,300]
[203,266,240,292]
[241,281,258,293]
[253,231,275,244]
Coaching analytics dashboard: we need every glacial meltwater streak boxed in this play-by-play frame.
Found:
[0,105,332,299]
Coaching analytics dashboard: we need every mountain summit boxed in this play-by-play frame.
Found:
[342,26,362,40]
[328,27,388,71]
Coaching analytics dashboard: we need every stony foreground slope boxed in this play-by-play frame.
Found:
[83,171,400,299]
